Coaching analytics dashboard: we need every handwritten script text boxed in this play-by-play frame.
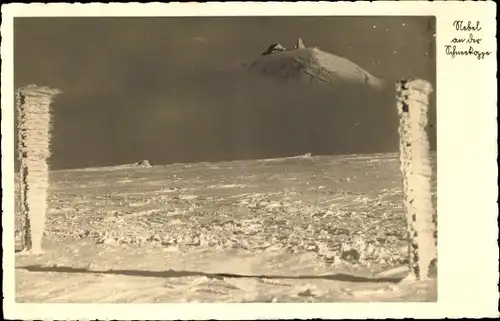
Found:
[444,20,492,60]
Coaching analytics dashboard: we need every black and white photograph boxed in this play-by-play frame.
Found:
[2,2,497,320]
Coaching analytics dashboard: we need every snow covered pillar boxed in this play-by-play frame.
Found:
[396,78,437,281]
[16,84,61,254]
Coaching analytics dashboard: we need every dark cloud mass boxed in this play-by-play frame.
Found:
[14,16,436,170]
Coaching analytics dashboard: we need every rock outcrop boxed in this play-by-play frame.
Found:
[134,160,152,168]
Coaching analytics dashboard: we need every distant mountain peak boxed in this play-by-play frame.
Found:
[250,41,385,89]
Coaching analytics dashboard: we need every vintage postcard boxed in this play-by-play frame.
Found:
[1,2,497,320]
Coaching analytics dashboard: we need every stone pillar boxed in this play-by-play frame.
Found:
[16,84,61,254]
[396,78,437,281]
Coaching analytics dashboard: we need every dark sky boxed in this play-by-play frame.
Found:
[14,16,436,170]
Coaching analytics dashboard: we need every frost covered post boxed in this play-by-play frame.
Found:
[17,84,61,254]
[396,79,436,281]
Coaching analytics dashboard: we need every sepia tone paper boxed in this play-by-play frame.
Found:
[2,2,497,319]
